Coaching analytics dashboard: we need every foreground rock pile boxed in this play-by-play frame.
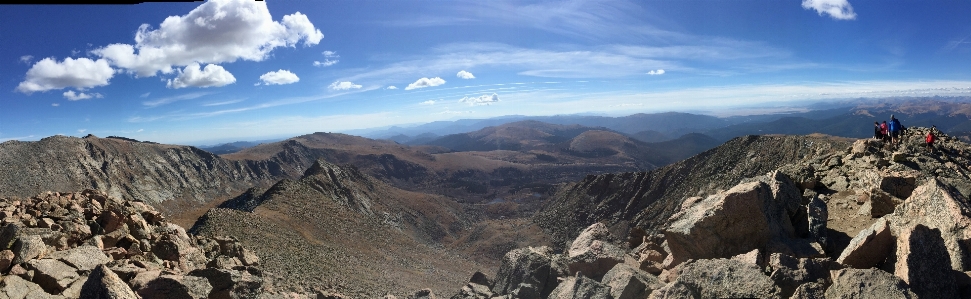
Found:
[0,189,292,299]
[450,127,971,298]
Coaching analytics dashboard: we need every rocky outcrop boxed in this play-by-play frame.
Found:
[565,223,625,280]
[491,246,565,298]
[0,190,273,299]
[825,268,916,299]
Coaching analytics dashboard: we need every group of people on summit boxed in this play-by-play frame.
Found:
[873,114,938,152]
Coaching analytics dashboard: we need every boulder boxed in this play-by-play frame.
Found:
[79,264,139,299]
[837,218,894,269]
[490,246,564,298]
[46,245,111,271]
[806,195,828,247]
[450,282,492,299]
[0,249,14,273]
[547,275,611,299]
[790,282,826,299]
[857,189,902,218]
[730,248,766,268]
[601,263,662,299]
[647,282,697,299]
[893,224,957,298]
[767,253,834,298]
[826,268,916,299]
[12,235,48,265]
[411,289,436,299]
[25,258,80,293]
[0,274,46,299]
[566,223,626,280]
[0,223,22,250]
[884,179,971,271]
[469,271,490,287]
[188,267,263,299]
[665,176,797,266]
[129,270,161,291]
[137,275,213,299]
[630,240,666,275]
[664,258,781,299]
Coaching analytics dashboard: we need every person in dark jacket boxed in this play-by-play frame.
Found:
[874,122,882,140]
[889,115,902,144]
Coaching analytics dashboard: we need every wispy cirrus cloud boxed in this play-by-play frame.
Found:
[143,91,215,107]
[202,99,244,107]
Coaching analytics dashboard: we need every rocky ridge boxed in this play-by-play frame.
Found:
[450,126,971,298]
[0,135,285,215]
[0,189,326,299]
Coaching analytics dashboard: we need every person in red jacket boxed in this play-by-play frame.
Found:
[880,121,889,142]
[926,126,937,152]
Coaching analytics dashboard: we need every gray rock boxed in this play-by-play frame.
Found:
[490,246,562,298]
[884,179,971,271]
[826,268,916,299]
[837,218,894,269]
[0,223,22,250]
[12,235,48,265]
[767,253,834,298]
[188,267,263,299]
[666,259,782,299]
[601,263,662,299]
[411,289,436,299]
[665,175,798,266]
[647,282,697,299]
[547,275,611,299]
[45,245,110,271]
[137,275,212,299]
[25,258,80,294]
[893,224,957,299]
[789,282,825,299]
[0,275,44,299]
[449,282,492,299]
[566,223,625,280]
[806,194,828,247]
[79,264,139,299]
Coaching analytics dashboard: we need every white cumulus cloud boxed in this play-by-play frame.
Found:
[329,81,362,90]
[420,100,436,105]
[51,103,60,107]
[92,0,324,78]
[166,63,236,89]
[258,69,299,85]
[647,69,665,75]
[405,77,446,90]
[16,57,115,94]
[802,0,856,20]
[63,90,104,101]
[456,70,475,79]
[386,86,398,90]
[459,93,500,106]
[19,55,33,64]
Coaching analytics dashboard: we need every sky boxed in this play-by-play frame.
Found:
[2,0,971,145]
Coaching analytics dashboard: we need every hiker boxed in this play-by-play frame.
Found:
[926,126,937,152]
[889,115,902,144]
[873,122,882,140]
[880,121,889,142]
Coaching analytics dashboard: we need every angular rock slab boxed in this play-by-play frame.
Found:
[894,224,957,299]
[885,179,971,271]
[665,175,798,266]
[837,218,894,269]
[490,246,563,298]
[46,245,111,271]
[137,275,212,299]
[547,275,611,299]
[601,263,662,299]
[25,258,80,294]
[80,264,139,299]
[826,268,916,299]
[664,259,782,299]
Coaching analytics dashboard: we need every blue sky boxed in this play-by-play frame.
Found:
[2,0,971,145]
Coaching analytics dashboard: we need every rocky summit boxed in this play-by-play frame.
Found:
[0,189,335,299]
[450,127,971,298]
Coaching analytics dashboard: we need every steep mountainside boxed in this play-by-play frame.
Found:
[0,135,283,214]
[535,134,854,247]
[191,160,550,297]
